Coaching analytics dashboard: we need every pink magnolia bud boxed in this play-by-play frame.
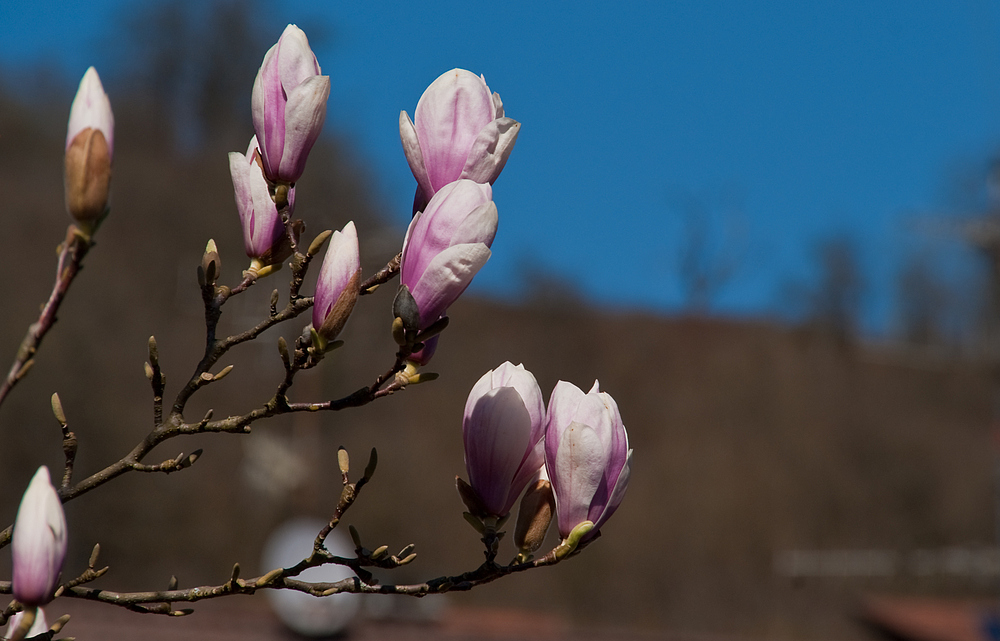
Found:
[544,381,632,541]
[251,24,330,184]
[462,362,546,518]
[229,136,298,269]
[65,66,113,231]
[400,69,520,213]
[399,179,497,331]
[12,467,67,607]
[312,221,361,343]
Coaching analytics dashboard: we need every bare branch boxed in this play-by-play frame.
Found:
[0,226,93,409]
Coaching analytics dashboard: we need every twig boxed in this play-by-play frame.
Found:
[0,226,92,409]
[359,252,401,295]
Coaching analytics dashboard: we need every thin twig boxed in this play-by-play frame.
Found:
[359,252,401,295]
[0,226,92,409]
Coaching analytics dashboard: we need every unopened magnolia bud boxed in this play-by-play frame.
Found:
[64,67,113,235]
[513,479,554,554]
[391,284,421,337]
[50,393,66,426]
[200,239,221,287]
[252,25,330,183]
[12,468,67,607]
[65,128,111,231]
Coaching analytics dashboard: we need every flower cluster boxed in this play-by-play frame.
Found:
[2,26,636,632]
[459,362,633,555]
[394,69,520,365]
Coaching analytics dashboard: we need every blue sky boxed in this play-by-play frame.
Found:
[4,1,1000,333]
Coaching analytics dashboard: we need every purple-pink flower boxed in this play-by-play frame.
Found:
[252,24,330,184]
[400,69,519,212]
[12,467,67,607]
[544,380,632,540]
[399,179,497,331]
[313,221,361,343]
[229,136,298,270]
[463,362,546,518]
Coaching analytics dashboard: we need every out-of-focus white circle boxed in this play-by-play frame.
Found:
[261,518,361,637]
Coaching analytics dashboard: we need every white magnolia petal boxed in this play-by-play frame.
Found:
[279,75,330,179]
[408,242,491,325]
[552,422,606,535]
[399,110,432,199]
[465,387,533,515]
[594,449,632,530]
[450,201,498,248]
[460,118,520,186]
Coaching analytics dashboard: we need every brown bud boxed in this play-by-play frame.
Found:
[317,269,361,343]
[200,239,221,287]
[64,127,111,232]
[513,479,555,553]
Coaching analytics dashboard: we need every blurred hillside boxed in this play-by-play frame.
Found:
[0,13,999,640]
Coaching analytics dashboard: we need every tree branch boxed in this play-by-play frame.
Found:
[0,226,92,409]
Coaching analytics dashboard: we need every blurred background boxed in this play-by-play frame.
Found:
[1,0,1000,639]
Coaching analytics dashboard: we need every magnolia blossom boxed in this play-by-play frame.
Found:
[252,24,330,184]
[229,136,298,269]
[400,179,497,331]
[65,66,114,229]
[462,362,545,518]
[312,221,361,343]
[400,69,519,212]
[544,381,632,540]
[12,467,67,607]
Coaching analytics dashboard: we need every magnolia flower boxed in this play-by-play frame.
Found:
[12,467,67,607]
[400,69,520,212]
[399,179,497,332]
[312,221,361,344]
[462,362,546,518]
[65,66,113,231]
[544,381,632,541]
[252,24,330,184]
[229,136,299,271]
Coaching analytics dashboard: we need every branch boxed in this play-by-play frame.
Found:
[359,252,401,295]
[0,226,92,409]
[0,448,578,617]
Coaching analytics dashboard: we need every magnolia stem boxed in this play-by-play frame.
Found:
[0,225,92,409]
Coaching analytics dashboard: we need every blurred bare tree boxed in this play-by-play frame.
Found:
[118,0,296,150]
[670,190,746,314]
[780,235,865,344]
[894,253,952,346]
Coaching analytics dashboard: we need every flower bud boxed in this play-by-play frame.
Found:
[229,136,300,272]
[199,239,221,288]
[64,67,113,233]
[544,381,632,542]
[251,24,330,184]
[12,467,67,607]
[462,362,545,518]
[399,179,497,362]
[400,69,520,212]
[312,221,361,344]
[513,475,555,554]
